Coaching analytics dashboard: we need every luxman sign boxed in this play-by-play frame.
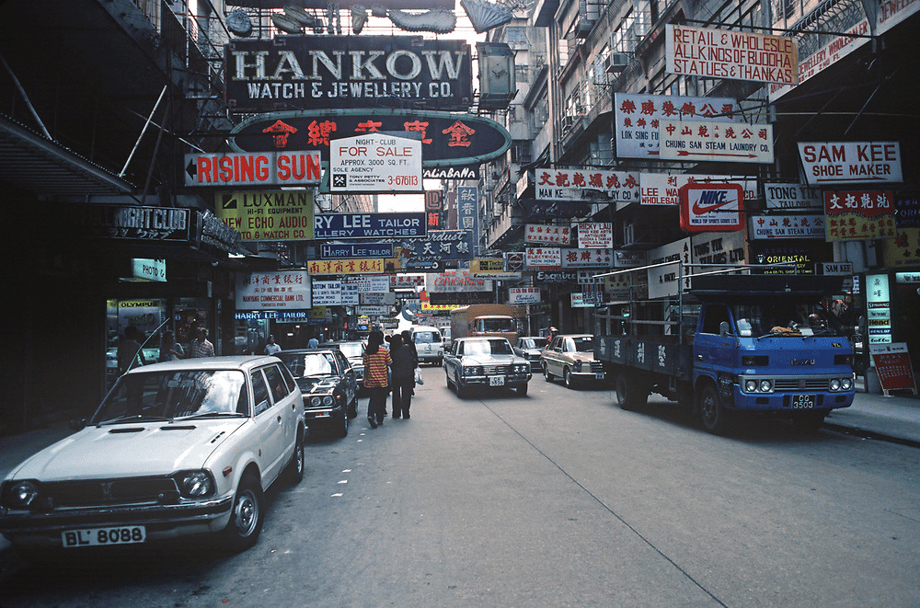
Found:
[225,36,472,112]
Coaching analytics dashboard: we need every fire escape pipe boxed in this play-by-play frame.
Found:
[119,84,167,178]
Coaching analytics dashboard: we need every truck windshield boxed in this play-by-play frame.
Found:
[732,302,845,338]
[478,317,515,332]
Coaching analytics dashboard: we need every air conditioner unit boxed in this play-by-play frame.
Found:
[605,53,629,73]
[562,115,577,131]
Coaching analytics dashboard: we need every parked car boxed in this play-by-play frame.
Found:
[444,337,532,398]
[541,334,605,388]
[513,336,546,372]
[411,325,445,366]
[319,341,366,391]
[0,356,306,557]
[276,349,358,438]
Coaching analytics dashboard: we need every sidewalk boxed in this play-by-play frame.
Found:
[0,387,918,558]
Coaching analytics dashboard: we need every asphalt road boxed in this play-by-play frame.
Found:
[1,366,919,607]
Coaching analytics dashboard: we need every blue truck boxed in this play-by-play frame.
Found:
[594,266,856,433]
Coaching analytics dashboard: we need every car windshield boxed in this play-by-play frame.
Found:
[569,337,595,352]
[519,338,539,349]
[92,370,248,424]
[414,331,440,343]
[478,317,515,332]
[337,343,363,359]
[465,339,513,356]
[278,352,337,378]
[732,301,845,338]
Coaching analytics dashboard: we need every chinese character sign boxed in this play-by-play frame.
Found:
[457,186,480,256]
[525,224,571,245]
[526,247,562,269]
[307,259,385,275]
[577,222,613,248]
[534,168,639,202]
[824,190,896,241]
[235,270,311,311]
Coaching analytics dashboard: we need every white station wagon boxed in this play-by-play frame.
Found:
[0,356,306,556]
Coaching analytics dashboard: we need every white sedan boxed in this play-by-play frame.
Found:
[0,356,305,557]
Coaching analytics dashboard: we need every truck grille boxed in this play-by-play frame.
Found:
[483,364,511,375]
[773,378,829,391]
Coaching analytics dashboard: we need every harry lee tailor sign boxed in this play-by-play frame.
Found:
[314,212,427,238]
[225,36,472,112]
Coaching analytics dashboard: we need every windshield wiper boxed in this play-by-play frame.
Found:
[177,412,245,420]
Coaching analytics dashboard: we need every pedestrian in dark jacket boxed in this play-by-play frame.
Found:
[390,334,416,419]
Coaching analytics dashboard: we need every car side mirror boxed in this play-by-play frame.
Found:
[69,418,87,431]
[719,321,731,338]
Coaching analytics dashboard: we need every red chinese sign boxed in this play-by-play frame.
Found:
[824,190,896,241]
[525,224,571,245]
[870,343,917,394]
[307,259,385,275]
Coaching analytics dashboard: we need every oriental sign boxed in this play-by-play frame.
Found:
[225,36,472,112]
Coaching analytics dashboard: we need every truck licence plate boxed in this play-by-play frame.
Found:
[791,394,815,409]
[490,376,505,386]
[62,526,146,547]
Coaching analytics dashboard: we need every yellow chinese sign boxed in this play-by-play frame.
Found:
[216,189,314,241]
[421,302,461,311]
[307,259,385,275]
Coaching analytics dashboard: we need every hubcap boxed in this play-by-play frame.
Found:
[235,491,258,537]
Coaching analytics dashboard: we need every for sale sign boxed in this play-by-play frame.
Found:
[330,132,422,193]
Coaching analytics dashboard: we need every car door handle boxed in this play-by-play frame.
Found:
[277,415,282,423]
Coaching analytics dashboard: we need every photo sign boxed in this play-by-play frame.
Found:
[330,132,422,193]
[665,24,798,85]
[225,36,472,112]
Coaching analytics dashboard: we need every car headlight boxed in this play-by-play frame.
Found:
[574,361,583,372]
[462,366,481,376]
[310,395,335,407]
[177,471,215,498]
[2,480,40,509]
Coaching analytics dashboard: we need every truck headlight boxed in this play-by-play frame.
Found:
[759,380,773,393]
[830,379,841,391]
[841,377,852,390]
[745,380,758,393]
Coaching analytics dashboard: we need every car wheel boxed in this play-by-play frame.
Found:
[285,430,305,484]
[456,380,466,399]
[348,395,358,419]
[516,383,528,396]
[699,383,728,434]
[222,472,264,552]
[445,372,453,390]
[338,409,349,438]
[615,373,648,411]
[563,368,575,389]
[543,363,554,382]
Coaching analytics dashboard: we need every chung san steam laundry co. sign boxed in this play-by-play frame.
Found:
[225,35,472,112]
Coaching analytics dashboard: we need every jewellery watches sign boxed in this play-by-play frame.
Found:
[225,36,472,112]
[314,212,427,238]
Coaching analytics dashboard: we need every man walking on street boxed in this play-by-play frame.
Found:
[190,327,214,358]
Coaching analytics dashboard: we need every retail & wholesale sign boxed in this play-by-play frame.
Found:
[665,24,798,85]
[534,168,639,202]
[185,151,321,186]
[229,109,510,181]
[613,93,738,159]
[216,189,313,241]
[225,36,472,112]
[236,270,311,311]
[824,190,896,241]
[330,132,422,193]
[659,120,773,163]
[525,224,571,245]
[798,142,903,185]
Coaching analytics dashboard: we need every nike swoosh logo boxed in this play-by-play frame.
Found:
[692,199,733,215]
